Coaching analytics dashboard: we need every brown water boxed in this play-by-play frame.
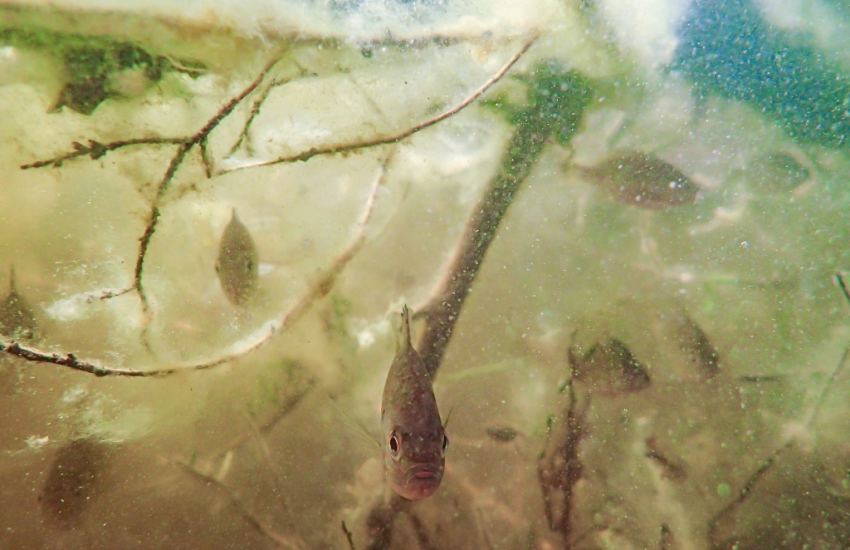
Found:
[1,1,849,548]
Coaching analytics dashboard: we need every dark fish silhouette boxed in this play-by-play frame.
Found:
[568,337,651,396]
[485,425,519,443]
[577,152,699,209]
[0,267,37,339]
[40,438,108,530]
[674,312,720,379]
[381,306,447,501]
[215,209,259,305]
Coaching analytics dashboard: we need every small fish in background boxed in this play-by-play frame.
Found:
[40,437,109,530]
[748,150,812,193]
[381,306,448,501]
[673,312,720,380]
[215,209,259,305]
[0,266,37,340]
[568,337,651,396]
[574,152,699,209]
[485,424,519,443]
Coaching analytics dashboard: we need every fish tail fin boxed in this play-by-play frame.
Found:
[8,265,16,292]
[400,305,412,350]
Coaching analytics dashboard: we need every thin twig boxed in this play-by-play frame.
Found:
[342,521,357,550]
[707,343,850,543]
[836,272,850,310]
[227,77,295,157]
[538,380,585,549]
[199,137,213,179]
[20,137,187,170]
[176,461,303,550]
[0,160,388,376]
[214,376,316,462]
[134,56,282,311]
[217,35,538,175]
[242,412,309,549]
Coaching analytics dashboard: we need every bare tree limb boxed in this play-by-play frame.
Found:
[216,35,538,175]
[0,159,388,376]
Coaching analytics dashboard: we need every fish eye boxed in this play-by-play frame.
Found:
[442,434,449,452]
[389,433,400,457]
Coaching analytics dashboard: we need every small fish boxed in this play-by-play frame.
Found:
[674,313,720,379]
[485,425,519,443]
[751,151,811,191]
[568,337,651,396]
[215,209,259,305]
[576,152,699,209]
[40,438,108,530]
[0,267,37,340]
[381,306,447,501]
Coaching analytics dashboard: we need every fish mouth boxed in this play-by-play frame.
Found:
[405,464,442,483]
[394,463,443,501]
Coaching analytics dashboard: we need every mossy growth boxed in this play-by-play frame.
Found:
[482,59,593,145]
[482,60,594,181]
[0,25,204,115]
[511,60,594,146]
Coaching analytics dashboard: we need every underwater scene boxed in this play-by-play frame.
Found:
[0,0,849,547]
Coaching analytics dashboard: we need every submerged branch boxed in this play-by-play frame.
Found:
[537,379,585,549]
[413,64,593,378]
[0,161,388,376]
[217,35,538,175]
[414,122,549,377]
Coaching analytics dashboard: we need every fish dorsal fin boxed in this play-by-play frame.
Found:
[399,305,412,352]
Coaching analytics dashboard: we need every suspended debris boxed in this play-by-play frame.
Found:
[0,267,37,340]
[215,209,259,306]
[576,152,699,209]
[40,438,109,530]
[568,337,651,396]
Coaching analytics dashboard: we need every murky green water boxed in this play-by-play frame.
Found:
[1,1,849,548]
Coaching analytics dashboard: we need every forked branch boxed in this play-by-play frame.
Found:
[0,161,388,376]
